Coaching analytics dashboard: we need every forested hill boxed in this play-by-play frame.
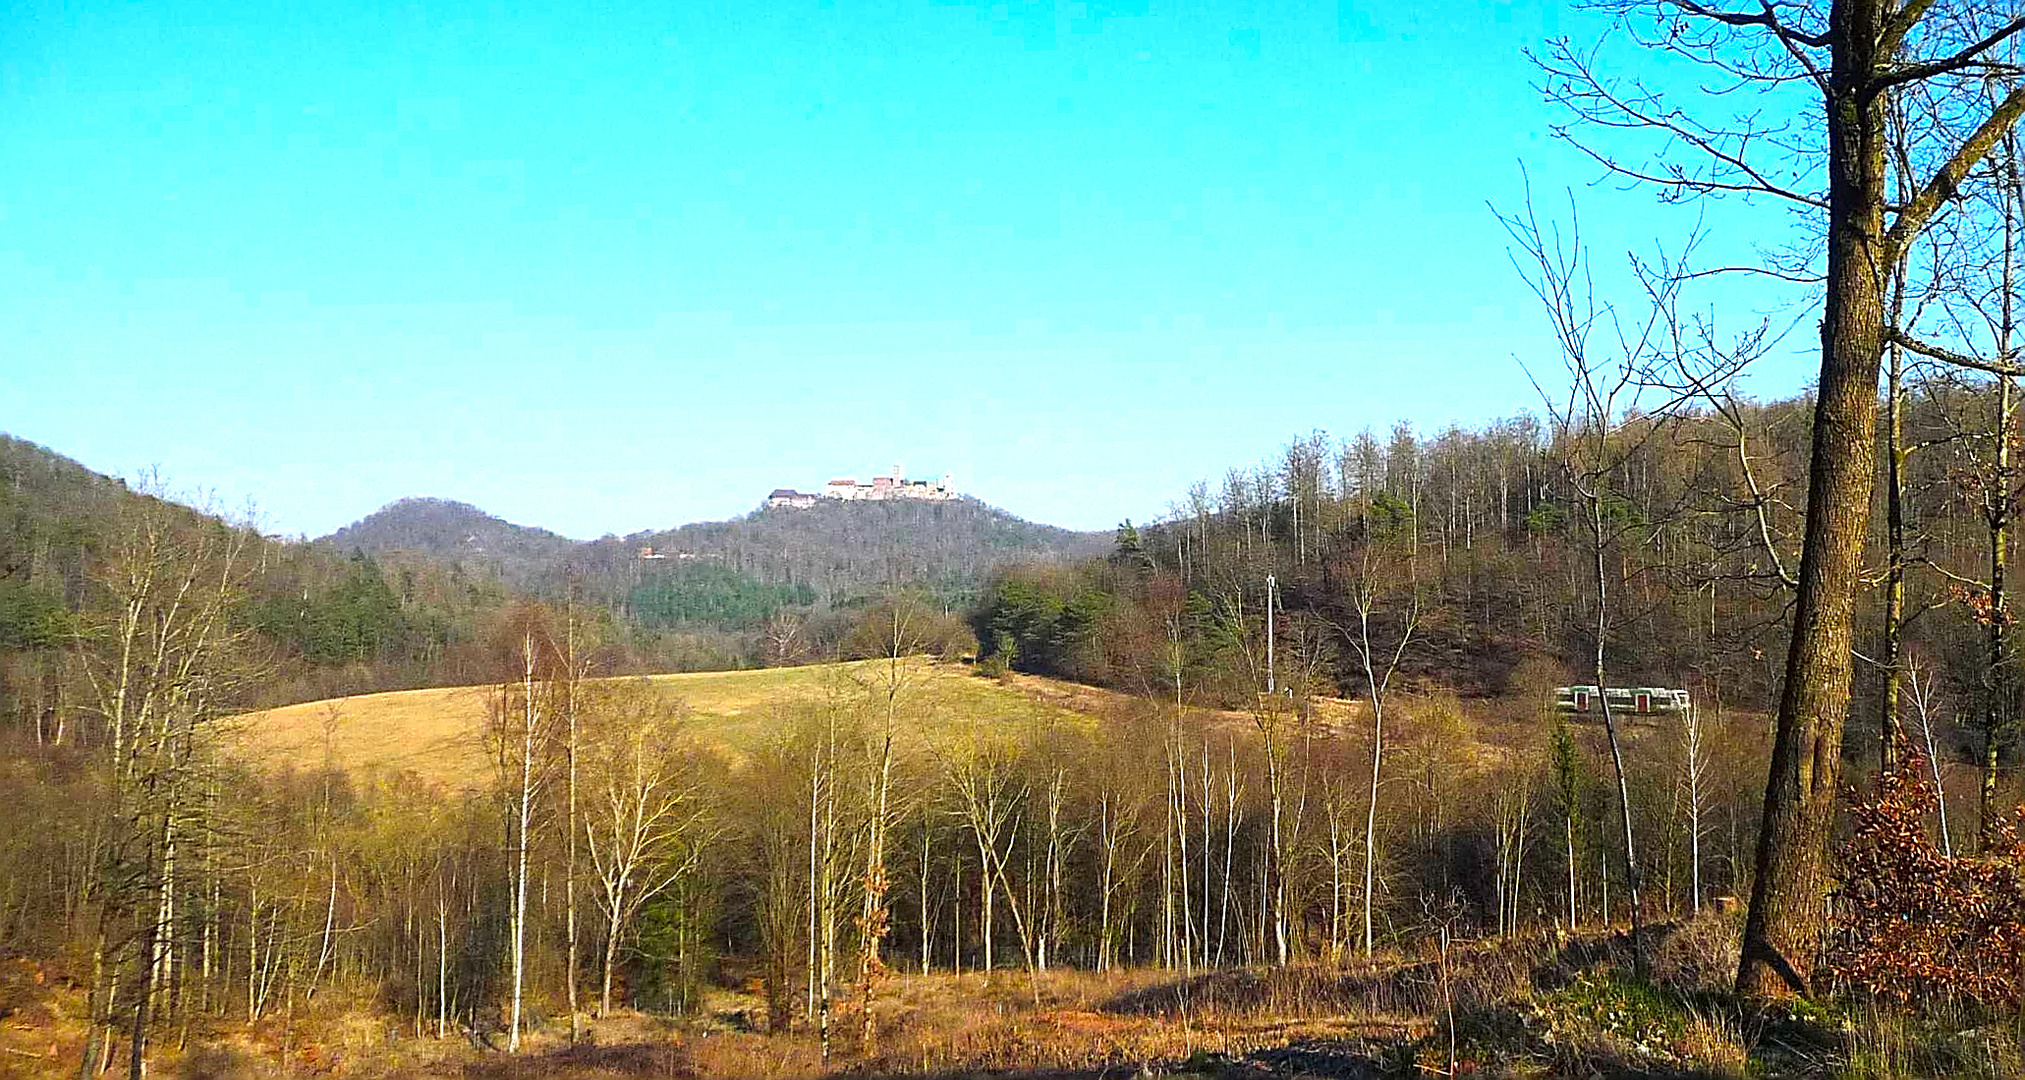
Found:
[326,494,1108,611]
[322,497,578,586]
[594,497,1108,607]
[0,434,156,651]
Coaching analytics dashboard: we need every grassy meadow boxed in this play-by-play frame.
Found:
[228,659,1130,788]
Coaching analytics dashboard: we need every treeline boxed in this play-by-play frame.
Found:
[977,413,1802,709]
[606,497,1105,612]
[0,437,574,713]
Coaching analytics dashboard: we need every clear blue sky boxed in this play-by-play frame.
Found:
[2,0,1814,538]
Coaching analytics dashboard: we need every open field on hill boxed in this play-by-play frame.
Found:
[229,659,1128,788]
[228,657,1734,794]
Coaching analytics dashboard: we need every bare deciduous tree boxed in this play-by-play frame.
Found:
[1338,543,1419,958]
[582,683,707,1016]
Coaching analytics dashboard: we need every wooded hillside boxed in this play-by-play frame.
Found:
[325,493,1106,614]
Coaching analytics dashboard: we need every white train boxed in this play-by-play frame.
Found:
[1553,685,1692,716]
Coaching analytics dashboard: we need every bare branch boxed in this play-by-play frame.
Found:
[1889,325,2025,375]
[1660,0,1831,48]
[1886,83,2025,260]
[1874,17,2025,95]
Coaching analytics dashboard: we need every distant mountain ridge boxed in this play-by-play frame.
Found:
[321,493,1108,609]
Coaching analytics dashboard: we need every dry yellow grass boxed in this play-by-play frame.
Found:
[227,659,1102,789]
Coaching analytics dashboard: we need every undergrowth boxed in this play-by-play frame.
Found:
[16,915,2025,1079]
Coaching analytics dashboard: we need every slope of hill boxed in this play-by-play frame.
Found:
[0,435,131,630]
[0,436,1109,715]
[232,657,1110,787]
[1,435,259,723]
[242,653,1692,796]
[0,439,519,710]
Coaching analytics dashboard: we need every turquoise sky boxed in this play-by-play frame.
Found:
[2,0,1812,536]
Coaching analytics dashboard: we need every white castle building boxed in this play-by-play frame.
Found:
[767,465,956,508]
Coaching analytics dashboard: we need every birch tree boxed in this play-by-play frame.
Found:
[78,486,255,1080]
[942,743,1021,975]
[1677,700,1713,915]
[846,593,927,1051]
[582,684,707,1016]
[488,622,558,1054]
[1339,540,1419,957]
[1503,194,1689,978]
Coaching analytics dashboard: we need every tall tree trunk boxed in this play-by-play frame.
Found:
[1199,745,1211,970]
[1739,14,1890,993]
[1161,658,1181,970]
[1882,340,1907,774]
[974,828,994,973]
[127,917,154,1080]
[564,605,581,1043]
[1098,795,1115,973]
[78,929,108,1080]
[436,884,448,1039]
[1981,175,2018,850]
[1362,697,1382,957]
[1177,732,1195,974]
[602,906,622,1017]
[508,642,540,1054]
[817,722,836,1065]
[1592,507,1648,979]
[1220,744,1237,967]
[1986,429,2018,846]
[1687,704,1705,916]
[1566,817,1577,931]
[1268,748,1287,966]
[920,817,933,976]
[856,729,893,1050]
[806,753,819,1023]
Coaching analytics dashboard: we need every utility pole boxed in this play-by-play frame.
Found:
[1265,574,1275,695]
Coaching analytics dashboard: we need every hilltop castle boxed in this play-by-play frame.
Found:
[767,465,957,508]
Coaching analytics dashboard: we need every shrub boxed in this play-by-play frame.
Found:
[1650,909,1741,993]
[1828,744,2025,1009]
